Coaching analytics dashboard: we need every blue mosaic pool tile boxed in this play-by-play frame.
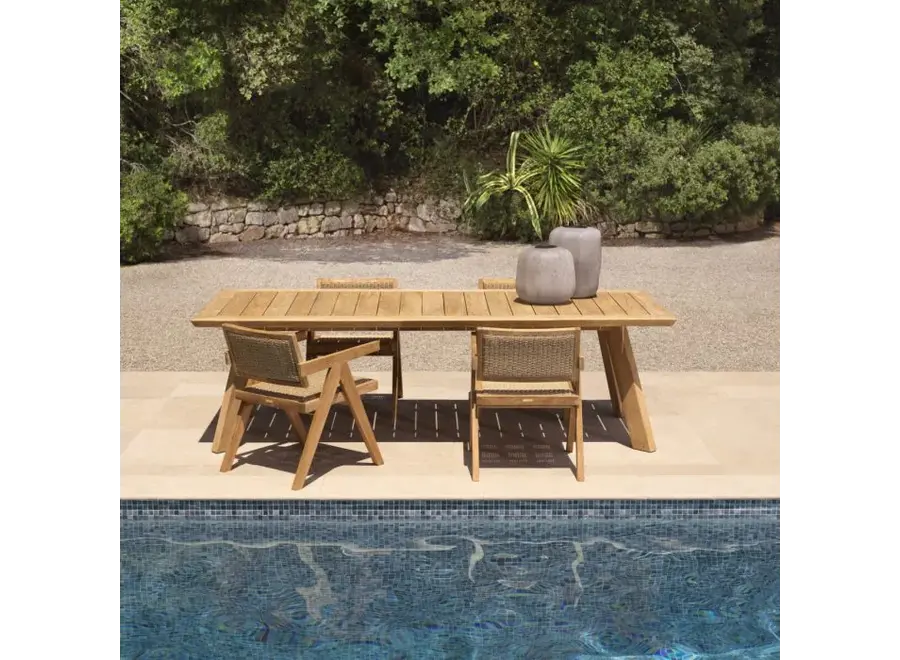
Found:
[120,498,779,521]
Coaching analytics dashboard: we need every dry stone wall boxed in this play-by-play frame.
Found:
[172,191,765,244]
[595,214,765,240]
[173,191,462,244]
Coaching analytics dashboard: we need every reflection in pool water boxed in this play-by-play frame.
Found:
[121,519,779,659]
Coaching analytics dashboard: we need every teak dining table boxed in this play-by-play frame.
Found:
[192,288,676,456]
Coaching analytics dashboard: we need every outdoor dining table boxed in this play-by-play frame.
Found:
[192,288,676,455]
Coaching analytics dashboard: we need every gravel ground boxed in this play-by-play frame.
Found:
[121,232,779,372]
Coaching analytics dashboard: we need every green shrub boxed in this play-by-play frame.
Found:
[120,169,188,264]
[464,192,540,241]
[261,146,365,202]
[550,113,779,225]
[166,111,251,187]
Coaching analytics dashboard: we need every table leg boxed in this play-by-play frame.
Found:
[604,327,656,453]
[597,330,623,417]
[211,366,246,454]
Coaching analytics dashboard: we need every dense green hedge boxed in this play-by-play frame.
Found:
[121,0,779,258]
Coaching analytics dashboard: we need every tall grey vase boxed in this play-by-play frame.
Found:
[549,226,602,298]
[515,243,576,305]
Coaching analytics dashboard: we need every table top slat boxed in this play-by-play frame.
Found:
[193,288,676,329]
[309,290,340,316]
[484,290,512,316]
[630,291,669,317]
[422,292,445,316]
[263,291,297,317]
[355,291,381,316]
[572,297,603,316]
[377,291,402,316]
[442,292,466,317]
[196,290,236,318]
[594,292,626,316]
[218,291,257,317]
[463,291,489,316]
[287,291,318,316]
[532,302,559,316]
[400,291,423,317]
[332,291,361,316]
[553,299,580,315]
[610,291,649,317]
[505,291,535,315]
[241,291,277,317]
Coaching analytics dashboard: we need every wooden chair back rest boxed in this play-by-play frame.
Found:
[222,324,306,385]
[315,277,398,289]
[477,278,516,290]
[476,327,580,383]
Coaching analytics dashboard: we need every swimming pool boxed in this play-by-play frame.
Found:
[121,500,779,659]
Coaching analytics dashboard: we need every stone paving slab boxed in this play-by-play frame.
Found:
[120,371,779,500]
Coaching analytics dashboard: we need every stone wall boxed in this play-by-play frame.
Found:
[596,214,765,240]
[173,191,461,244]
[172,191,765,244]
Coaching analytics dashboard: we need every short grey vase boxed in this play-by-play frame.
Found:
[548,226,603,298]
[515,243,576,305]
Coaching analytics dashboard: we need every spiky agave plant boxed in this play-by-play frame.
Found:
[463,130,543,239]
[519,124,589,228]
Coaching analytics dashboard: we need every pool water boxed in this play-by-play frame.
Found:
[121,518,779,659]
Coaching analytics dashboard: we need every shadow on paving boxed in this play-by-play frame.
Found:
[200,396,630,484]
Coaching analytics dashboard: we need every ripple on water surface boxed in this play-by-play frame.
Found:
[121,519,780,659]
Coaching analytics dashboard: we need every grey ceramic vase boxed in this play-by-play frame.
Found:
[548,226,603,298]
[515,243,576,305]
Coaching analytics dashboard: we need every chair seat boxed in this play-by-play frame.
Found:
[476,381,575,395]
[238,373,378,410]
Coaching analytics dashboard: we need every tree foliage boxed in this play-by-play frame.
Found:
[121,0,779,240]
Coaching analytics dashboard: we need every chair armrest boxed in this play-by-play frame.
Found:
[470,333,478,372]
[299,340,381,376]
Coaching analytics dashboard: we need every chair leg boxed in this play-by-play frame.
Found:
[394,331,403,399]
[340,363,384,465]
[575,402,584,482]
[470,400,480,481]
[565,407,576,454]
[292,367,341,490]
[212,370,246,454]
[285,409,308,445]
[220,402,252,472]
[392,368,400,430]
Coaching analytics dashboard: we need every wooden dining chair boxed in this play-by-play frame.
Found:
[305,277,404,427]
[469,327,584,481]
[219,324,384,490]
[477,277,516,290]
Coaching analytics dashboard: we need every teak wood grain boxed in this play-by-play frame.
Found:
[192,289,676,330]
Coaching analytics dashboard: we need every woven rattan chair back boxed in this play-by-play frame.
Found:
[476,327,580,383]
[315,277,398,290]
[222,324,305,384]
[477,278,516,290]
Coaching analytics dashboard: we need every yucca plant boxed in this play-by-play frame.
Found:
[463,130,542,238]
[519,123,588,228]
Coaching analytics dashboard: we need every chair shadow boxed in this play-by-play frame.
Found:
[200,396,632,480]
[230,441,375,488]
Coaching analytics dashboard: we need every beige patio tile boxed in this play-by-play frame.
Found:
[120,370,779,500]
[119,371,228,399]
[121,398,166,438]
[150,396,224,429]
